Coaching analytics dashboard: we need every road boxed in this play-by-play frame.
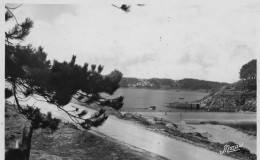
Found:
[7,97,237,160]
[92,116,236,160]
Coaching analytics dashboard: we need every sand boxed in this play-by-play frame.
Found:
[180,124,256,154]
[137,112,256,123]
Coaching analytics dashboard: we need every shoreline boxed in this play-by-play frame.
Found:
[129,111,256,122]
[122,112,256,156]
[5,97,256,159]
[121,110,256,114]
[119,87,210,92]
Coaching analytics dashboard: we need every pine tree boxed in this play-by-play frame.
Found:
[239,59,257,90]
[5,5,124,160]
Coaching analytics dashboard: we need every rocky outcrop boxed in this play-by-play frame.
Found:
[198,85,256,112]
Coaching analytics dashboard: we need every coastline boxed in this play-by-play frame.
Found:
[5,96,256,159]
[119,87,210,93]
[130,111,256,122]
[122,112,256,156]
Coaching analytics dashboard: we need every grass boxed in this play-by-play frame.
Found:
[5,103,168,160]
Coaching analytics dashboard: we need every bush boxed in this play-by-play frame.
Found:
[49,118,61,130]
[209,121,219,125]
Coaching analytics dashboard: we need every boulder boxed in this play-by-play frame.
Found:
[146,119,156,125]
[165,123,177,130]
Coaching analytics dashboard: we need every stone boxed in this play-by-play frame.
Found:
[146,119,156,125]
[165,123,177,130]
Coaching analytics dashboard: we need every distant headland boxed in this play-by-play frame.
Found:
[119,77,228,90]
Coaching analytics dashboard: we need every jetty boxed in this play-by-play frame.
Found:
[168,102,200,109]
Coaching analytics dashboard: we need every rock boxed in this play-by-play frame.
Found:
[146,119,155,125]
[165,123,177,130]
[122,113,133,119]
[155,121,166,125]
[194,132,203,138]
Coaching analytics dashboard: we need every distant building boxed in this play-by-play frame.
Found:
[160,85,171,89]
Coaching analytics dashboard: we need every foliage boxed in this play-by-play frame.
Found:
[239,59,257,90]
[120,77,227,90]
[119,77,140,87]
[5,88,13,99]
[177,78,228,90]
[22,106,60,130]
[5,5,124,131]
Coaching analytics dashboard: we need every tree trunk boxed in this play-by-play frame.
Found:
[12,83,24,113]
[21,124,33,160]
[5,125,33,160]
[11,83,33,160]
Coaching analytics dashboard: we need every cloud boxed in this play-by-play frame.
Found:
[123,53,157,66]
[230,45,255,60]
[8,0,258,83]
[179,43,218,69]
[8,4,78,24]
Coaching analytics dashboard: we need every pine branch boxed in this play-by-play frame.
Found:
[5,6,20,24]
[5,10,13,21]
[5,6,34,42]
[6,4,23,10]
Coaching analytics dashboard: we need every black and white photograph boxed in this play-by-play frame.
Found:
[4,1,258,160]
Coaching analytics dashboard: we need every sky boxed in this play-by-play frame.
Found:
[5,0,259,83]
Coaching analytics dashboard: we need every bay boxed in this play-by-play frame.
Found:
[112,88,209,112]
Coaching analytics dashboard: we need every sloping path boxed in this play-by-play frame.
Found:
[92,116,236,160]
[8,97,236,160]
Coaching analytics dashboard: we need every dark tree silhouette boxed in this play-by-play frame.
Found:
[111,4,146,13]
[5,4,124,160]
[5,4,124,128]
[112,4,131,13]
[239,59,257,90]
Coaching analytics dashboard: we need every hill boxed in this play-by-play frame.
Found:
[198,80,256,112]
[119,77,228,90]
[198,59,256,112]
